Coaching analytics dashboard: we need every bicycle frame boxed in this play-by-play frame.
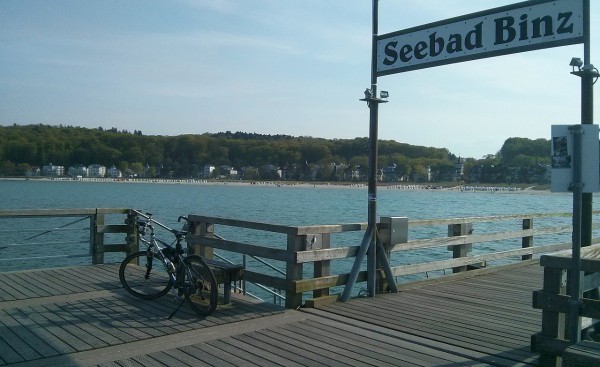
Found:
[136,217,185,291]
[121,210,218,318]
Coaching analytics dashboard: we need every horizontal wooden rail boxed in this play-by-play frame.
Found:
[407,211,588,227]
[187,214,368,235]
[0,208,130,217]
[186,235,294,262]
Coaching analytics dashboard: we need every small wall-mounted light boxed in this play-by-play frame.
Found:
[360,87,389,104]
[570,57,583,72]
[569,57,600,83]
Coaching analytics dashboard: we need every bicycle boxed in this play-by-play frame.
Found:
[119,211,218,318]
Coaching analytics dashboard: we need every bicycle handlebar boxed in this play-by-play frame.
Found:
[131,209,188,236]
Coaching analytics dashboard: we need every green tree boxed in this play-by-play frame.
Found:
[130,162,145,175]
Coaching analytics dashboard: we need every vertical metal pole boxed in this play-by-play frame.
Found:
[569,125,583,344]
[569,0,598,344]
[581,0,593,249]
[341,0,380,302]
[342,0,397,302]
[366,0,379,297]
[568,0,591,344]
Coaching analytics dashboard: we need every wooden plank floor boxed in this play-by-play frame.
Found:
[0,262,543,366]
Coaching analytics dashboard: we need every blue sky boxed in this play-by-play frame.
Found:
[1,0,598,158]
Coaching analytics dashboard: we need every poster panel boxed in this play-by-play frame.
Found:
[551,124,599,193]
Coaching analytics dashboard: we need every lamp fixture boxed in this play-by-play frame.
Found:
[570,57,583,72]
[360,87,389,104]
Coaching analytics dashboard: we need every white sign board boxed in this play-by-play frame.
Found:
[377,0,584,76]
[551,125,599,193]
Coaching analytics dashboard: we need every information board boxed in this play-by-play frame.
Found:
[551,124,599,193]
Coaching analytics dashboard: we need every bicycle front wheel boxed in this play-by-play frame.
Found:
[119,251,172,299]
[183,255,218,315]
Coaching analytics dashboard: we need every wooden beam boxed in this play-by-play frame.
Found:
[187,235,294,262]
[97,224,129,234]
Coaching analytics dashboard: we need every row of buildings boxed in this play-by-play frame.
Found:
[30,162,446,182]
[29,163,121,178]
[29,163,232,180]
[23,159,549,184]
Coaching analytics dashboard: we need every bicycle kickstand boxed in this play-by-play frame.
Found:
[168,296,186,320]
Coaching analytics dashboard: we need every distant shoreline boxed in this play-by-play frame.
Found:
[0,176,550,193]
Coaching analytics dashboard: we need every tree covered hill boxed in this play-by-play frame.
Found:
[0,124,550,183]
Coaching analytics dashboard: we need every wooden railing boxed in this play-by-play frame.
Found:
[2,208,600,310]
[0,208,133,267]
[185,211,600,309]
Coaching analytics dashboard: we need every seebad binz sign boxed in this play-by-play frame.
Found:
[377,0,584,76]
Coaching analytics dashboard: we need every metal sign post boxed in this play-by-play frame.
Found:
[341,0,397,302]
[568,0,598,344]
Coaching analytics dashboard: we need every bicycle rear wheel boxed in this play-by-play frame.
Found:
[183,255,218,315]
[120,251,172,299]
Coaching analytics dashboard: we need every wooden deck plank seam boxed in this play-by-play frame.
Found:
[275,320,463,367]
[364,294,541,331]
[299,308,537,367]
[316,303,535,360]
[350,293,539,327]
[336,299,538,343]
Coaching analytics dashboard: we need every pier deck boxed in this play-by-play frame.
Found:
[0,262,542,366]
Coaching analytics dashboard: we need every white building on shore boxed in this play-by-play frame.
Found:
[107,165,122,178]
[42,163,64,176]
[88,164,106,178]
[67,164,88,177]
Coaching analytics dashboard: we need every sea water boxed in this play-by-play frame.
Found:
[0,179,578,221]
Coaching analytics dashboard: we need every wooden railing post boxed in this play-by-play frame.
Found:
[90,211,105,264]
[532,266,567,367]
[286,233,305,309]
[189,220,214,259]
[447,223,472,273]
[124,210,139,257]
[310,233,330,298]
[522,218,533,260]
